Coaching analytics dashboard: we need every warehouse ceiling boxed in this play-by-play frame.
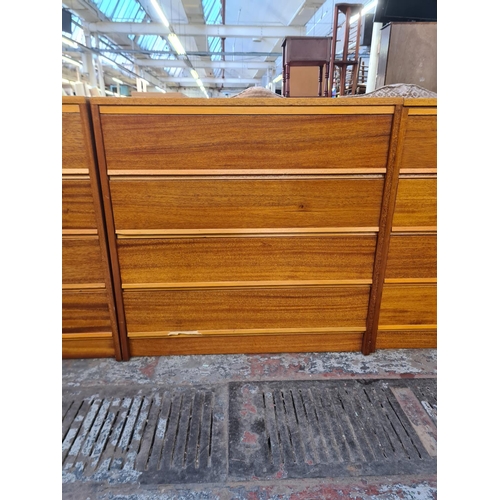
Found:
[62,0,375,97]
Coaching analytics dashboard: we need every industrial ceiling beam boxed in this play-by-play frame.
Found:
[63,0,168,89]
[177,0,213,78]
[135,59,275,69]
[87,22,306,38]
[159,77,259,84]
[65,48,282,57]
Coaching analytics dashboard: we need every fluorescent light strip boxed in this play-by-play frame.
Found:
[190,69,199,79]
[62,36,78,48]
[193,76,208,98]
[273,74,282,83]
[350,0,378,24]
[112,77,123,84]
[168,33,186,55]
[62,55,82,67]
[155,86,166,93]
[150,0,170,28]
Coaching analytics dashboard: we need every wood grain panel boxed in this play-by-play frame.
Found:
[376,329,437,349]
[385,234,437,280]
[92,96,402,106]
[392,178,436,228]
[110,178,384,230]
[100,104,396,114]
[62,112,90,171]
[62,178,98,230]
[123,286,370,333]
[128,332,362,356]
[62,237,106,285]
[400,115,437,169]
[101,114,393,171]
[117,235,377,284]
[379,284,437,326]
[62,290,112,333]
[62,334,115,358]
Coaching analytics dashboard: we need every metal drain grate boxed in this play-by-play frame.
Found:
[406,379,437,425]
[63,379,436,485]
[228,379,437,480]
[62,386,226,484]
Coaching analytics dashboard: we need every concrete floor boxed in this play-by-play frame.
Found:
[62,349,437,500]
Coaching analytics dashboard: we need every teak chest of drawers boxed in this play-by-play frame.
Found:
[62,97,122,359]
[61,96,437,360]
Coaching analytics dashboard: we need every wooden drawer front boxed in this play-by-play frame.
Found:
[62,112,90,171]
[128,333,363,357]
[376,330,437,350]
[110,178,384,230]
[62,334,115,358]
[392,178,436,228]
[62,290,112,333]
[101,114,393,171]
[118,235,377,285]
[400,115,437,170]
[123,286,370,333]
[62,237,106,285]
[62,178,98,230]
[379,284,437,326]
[385,234,437,280]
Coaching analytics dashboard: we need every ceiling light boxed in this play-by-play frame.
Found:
[62,36,78,48]
[62,78,75,84]
[62,55,82,67]
[151,0,170,29]
[155,86,166,93]
[273,74,282,83]
[112,77,123,84]
[168,33,186,55]
[105,90,115,96]
[350,0,378,24]
[190,69,199,79]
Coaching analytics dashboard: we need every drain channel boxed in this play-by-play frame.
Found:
[228,379,437,480]
[63,378,436,484]
[62,386,226,484]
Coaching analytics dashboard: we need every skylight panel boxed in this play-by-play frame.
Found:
[62,11,86,45]
[202,0,222,25]
[132,34,170,59]
[202,0,223,75]
[91,0,146,22]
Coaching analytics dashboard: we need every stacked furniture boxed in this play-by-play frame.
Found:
[375,22,437,93]
[281,37,332,97]
[62,97,122,359]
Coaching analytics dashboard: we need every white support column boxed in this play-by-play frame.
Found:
[94,34,105,96]
[366,22,382,93]
[133,46,142,92]
[83,31,98,89]
[135,64,145,92]
[96,55,106,96]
